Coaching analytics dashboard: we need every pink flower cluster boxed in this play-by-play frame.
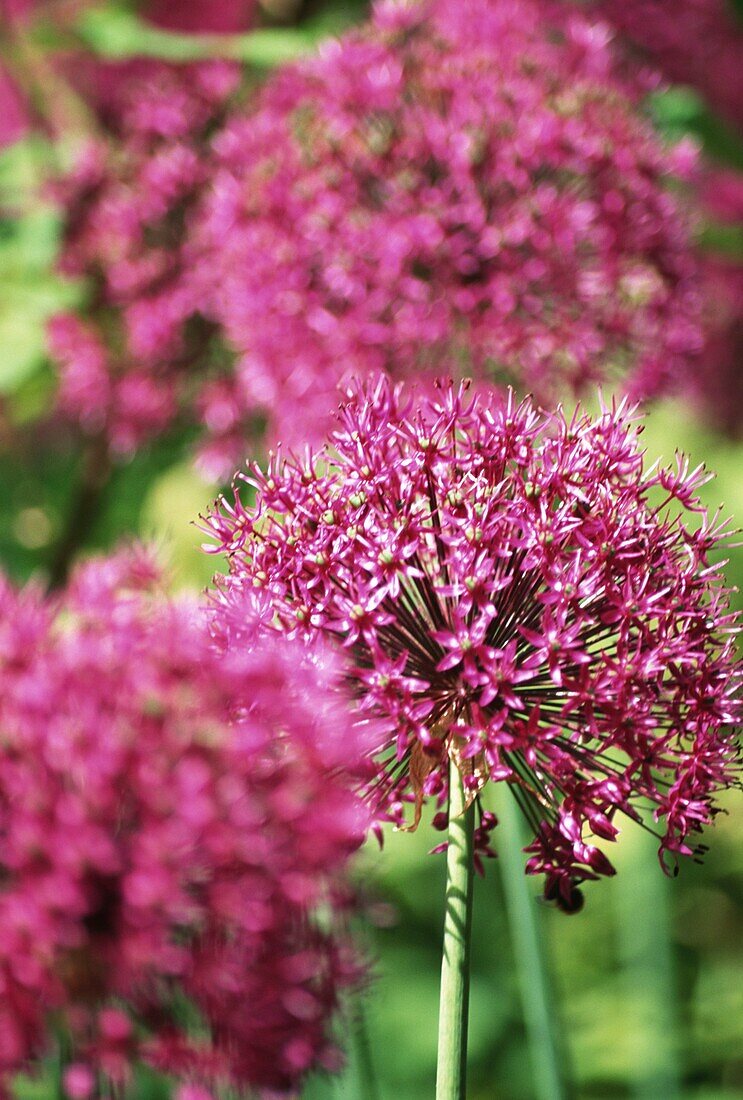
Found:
[206,377,741,912]
[48,57,242,463]
[0,548,368,1096]
[594,0,743,134]
[196,0,703,456]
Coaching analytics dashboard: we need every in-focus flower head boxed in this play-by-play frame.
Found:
[206,376,741,911]
[197,0,703,453]
[0,548,369,1094]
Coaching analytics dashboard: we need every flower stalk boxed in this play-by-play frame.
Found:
[498,790,567,1100]
[47,434,111,590]
[436,759,475,1100]
[354,1011,381,1100]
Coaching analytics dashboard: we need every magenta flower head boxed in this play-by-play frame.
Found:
[0,548,370,1094]
[206,377,741,912]
[197,0,702,452]
[48,58,242,471]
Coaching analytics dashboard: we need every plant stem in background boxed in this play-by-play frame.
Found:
[48,435,111,589]
[615,832,682,1100]
[0,9,96,159]
[329,996,380,1100]
[436,760,475,1100]
[497,790,567,1100]
[302,994,379,1100]
[348,996,381,1100]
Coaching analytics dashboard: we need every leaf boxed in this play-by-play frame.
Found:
[76,8,313,66]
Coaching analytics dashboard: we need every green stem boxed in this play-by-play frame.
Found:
[0,11,96,160]
[498,791,567,1100]
[436,761,475,1100]
[349,995,381,1100]
[305,995,379,1100]
[615,833,682,1100]
[47,435,111,590]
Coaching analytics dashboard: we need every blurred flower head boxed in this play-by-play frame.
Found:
[0,547,369,1093]
[206,376,741,911]
[196,0,703,457]
[48,57,243,468]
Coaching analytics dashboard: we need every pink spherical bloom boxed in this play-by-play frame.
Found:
[593,0,743,134]
[205,377,741,912]
[48,58,242,463]
[0,548,369,1094]
[196,0,703,453]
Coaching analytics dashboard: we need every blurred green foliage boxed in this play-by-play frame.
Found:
[0,1,741,1098]
[0,140,77,398]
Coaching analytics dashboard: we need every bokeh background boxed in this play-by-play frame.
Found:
[1,1,741,1097]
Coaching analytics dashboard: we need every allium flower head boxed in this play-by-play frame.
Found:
[0,549,369,1094]
[206,377,741,911]
[198,0,702,451]
[48,58,242,467]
